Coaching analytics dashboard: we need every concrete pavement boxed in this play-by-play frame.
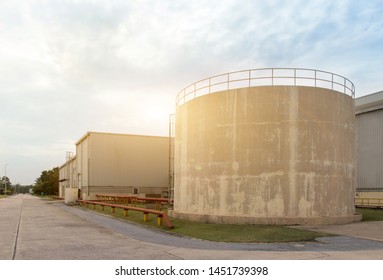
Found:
[1,194,383,260]
[294,221,383,243]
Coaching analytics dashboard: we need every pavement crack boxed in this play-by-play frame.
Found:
[311,251,331,260]
[164,250,185,260]
[12,199,23,260]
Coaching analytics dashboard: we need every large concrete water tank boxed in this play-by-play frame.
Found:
[171,68,360,225]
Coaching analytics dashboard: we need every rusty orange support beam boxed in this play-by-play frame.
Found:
[77,200,174,229]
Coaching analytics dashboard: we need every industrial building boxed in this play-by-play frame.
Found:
[59,131,169,201]
[57,68,382,226]
[58,152,77,202]
[169,68,360,225]
[355,90,383,200]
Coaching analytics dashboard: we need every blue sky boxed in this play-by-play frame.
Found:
[0,0,382,185]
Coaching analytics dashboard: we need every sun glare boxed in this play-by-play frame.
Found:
[143,103,172,121]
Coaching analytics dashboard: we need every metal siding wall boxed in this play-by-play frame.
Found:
[59,165,67,186]
[58,165,67,198]
[69,158,77,188]
[75,144,81,186]
[76,136,89,194]
[357,109,383,191]
[89,133,169,189]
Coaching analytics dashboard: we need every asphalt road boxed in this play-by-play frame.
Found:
[1,194,383,260]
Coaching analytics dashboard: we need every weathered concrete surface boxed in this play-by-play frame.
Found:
[0,196,22,259]
[295,221,383,243]
[173,86,357,225]
[1,194,382,260]
[1,195,175,260]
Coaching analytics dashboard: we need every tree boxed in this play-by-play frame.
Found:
[0,176,12,195]
[13,183,33,194]
[33,167,59,196]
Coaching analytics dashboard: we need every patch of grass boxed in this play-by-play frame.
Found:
[78,204,332,243]
[356,208,383,222]
[162,218,331,243]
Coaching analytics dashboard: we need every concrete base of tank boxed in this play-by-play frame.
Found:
[168,210,362,225]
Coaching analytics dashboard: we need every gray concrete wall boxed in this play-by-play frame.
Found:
[171,86,358,225]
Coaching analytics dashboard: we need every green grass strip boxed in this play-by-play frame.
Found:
[356,208,383,221]
[78,204,333,243]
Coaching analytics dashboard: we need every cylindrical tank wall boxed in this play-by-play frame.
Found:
[171,86,359,225]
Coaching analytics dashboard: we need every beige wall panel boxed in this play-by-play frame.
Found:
[87,186,168,199]
[69,159,77,189]
[88,133,169,188]
[59,156,77,198]
[58,165,66,198]
[76,136,89,191]
[356,192,383,199]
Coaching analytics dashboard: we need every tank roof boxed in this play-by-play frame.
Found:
[176,68,355,106]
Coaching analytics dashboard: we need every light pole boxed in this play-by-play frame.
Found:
[4,164,7,197]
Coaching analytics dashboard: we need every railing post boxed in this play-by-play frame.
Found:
[176,68,353,107]
[183,89,185,105]
[227,73,230,90]
[157,216,163,226]
[344,77,346,94]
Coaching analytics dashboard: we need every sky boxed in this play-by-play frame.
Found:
[0,0,382,185]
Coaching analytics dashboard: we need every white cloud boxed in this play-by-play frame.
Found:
[0,0,382,184]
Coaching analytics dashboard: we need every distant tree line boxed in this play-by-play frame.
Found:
[1,167,59,196]
[0,176,32,195]
[14,184,33,194]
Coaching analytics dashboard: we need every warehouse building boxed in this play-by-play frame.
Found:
[59,131,169,201]
[355,90,383,201]
[59,152,77,202]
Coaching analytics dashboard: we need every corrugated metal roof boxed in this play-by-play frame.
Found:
[74,131,168,145]
[355,90,383,114]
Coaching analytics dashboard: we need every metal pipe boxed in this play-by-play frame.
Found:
[4,164,7,197]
